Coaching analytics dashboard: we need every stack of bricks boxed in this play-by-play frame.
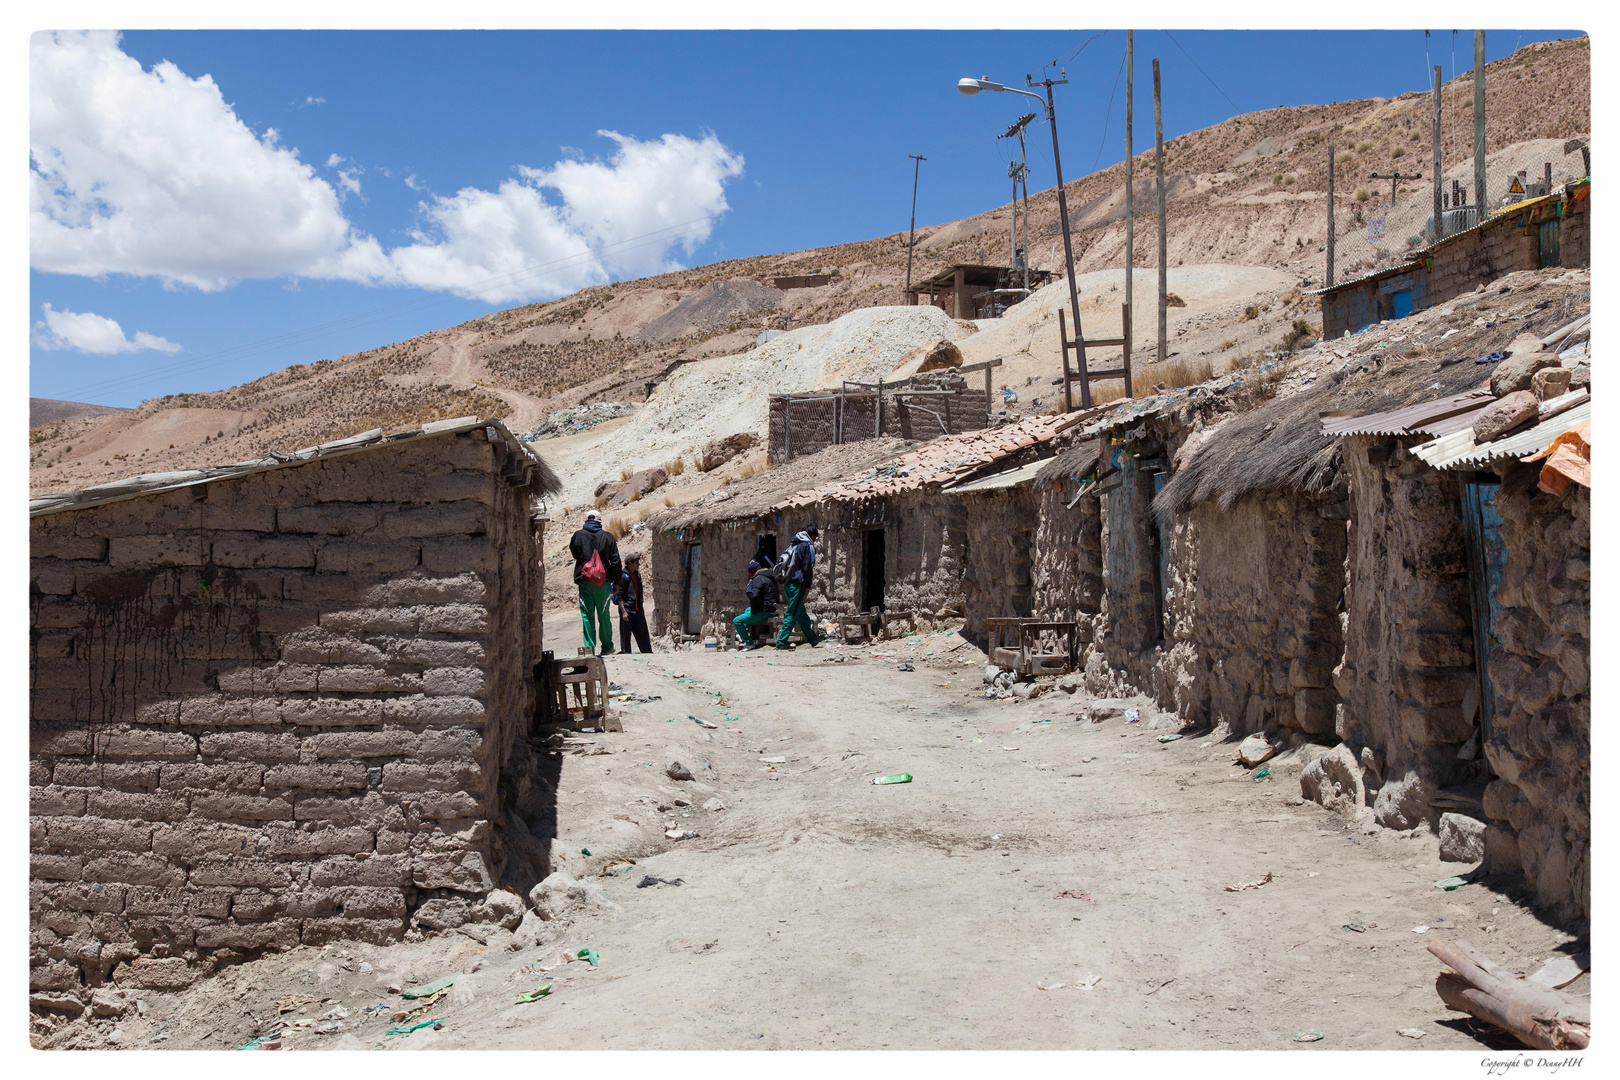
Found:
[29,428,545,1005]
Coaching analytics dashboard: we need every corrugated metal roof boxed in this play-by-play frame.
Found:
[1412,392,1591,471]
[29,415,554,518]
[1319,387,1495,437]
[943,458,1049,495]
[1305,260,1425,297]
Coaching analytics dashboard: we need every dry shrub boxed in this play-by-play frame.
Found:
[1219,339,1238,352]
[734,459,768,480]
[1241,305,1259,322]
[661,495,674,507]
[593,494,609,509]
[1355,187,1371,202]
[1088,356,1214,405]
[604,514,629,539]
[619,468,633,482]
[664,457,686,477]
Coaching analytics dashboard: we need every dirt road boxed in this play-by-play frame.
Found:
[92,624,1580,1052]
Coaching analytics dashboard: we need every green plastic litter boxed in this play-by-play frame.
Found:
[236,1033,283,1050]
[1293,1030,1325,1043]
[387,1018,445,1036]
[1158,734,1183,743]
[1032,718,1052,723]
[580,847,591,856]
[577,947,600,967]
[514,984,553,1004]
[1252,767,1271,782]
[1435,869,1481,891]
[400,974,457,998]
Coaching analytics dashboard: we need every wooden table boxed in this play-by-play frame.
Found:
[985,617,1079,676]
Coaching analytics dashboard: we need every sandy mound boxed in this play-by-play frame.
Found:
[639,279,785,344]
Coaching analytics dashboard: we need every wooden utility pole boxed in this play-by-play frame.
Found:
[1433,65,1444,239]
[1473,31,1487,215]
[1153,57,1167,365]
[1124,30,1134,357]
[903,155,926,304]
[1326,145,1335,286]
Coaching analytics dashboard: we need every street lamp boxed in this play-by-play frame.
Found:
[958,71,1092,409]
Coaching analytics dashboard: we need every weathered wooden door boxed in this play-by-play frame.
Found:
[1460,480,1506,739]
[683,543,704,635]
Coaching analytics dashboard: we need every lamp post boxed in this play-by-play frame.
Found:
[959,74,1090,408]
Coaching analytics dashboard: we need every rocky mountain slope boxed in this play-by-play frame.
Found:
[29,35,1588,497]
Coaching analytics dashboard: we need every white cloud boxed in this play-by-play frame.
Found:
[32,303,182,354]
[30,32,744,304]
[299,95,325,108]
[325,152,344,167]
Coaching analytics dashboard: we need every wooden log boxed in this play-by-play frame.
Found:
[1429,940,1590,1049]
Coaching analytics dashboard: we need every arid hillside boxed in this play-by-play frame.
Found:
[29,35,1588,497]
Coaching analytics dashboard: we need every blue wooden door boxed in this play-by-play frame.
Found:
[1391,289,1414,319]
[1460,481,1505,738]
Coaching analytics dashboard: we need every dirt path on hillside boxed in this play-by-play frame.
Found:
[66,622,1582,1052]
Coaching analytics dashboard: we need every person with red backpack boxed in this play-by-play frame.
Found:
[570,510,623,655]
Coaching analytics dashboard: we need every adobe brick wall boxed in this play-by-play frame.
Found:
[959,487,1034,646]
[29,430,545,1001]
[1481,470,1589,919]
[768,375,992,464]
[1560,205,1589,268]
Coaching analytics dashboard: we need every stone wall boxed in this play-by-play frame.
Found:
[1560,202,1589,268]
[1481,469,1589,919]
[959,486,1035,646]
[768,372,991,464]
[1155,493,1347,734]
[29,431,546,1003]
[1332,435,1478,829]
[1031,480,1103,634]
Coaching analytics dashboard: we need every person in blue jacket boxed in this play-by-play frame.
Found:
[734,559,778,651]
[773,526,821,649]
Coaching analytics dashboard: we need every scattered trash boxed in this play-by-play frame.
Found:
[580,847,591,856]
[386,1018,445,1036]
[1077,974,1101,990]
[1474,351,1507,365]
[1037,982,1068,991]
[359,963,373,973]
[1144,977,1175,996]
[275,993,316,1014]
[1252,767,1271,782]
[236,1033,285,1050]
[1002,746,1020,752]
[761,755,787,764]
[664,829,700,840]
[1528,953,1589,990]
[874,773,913,785]
[637,875,685,888]
[1342,923,1366,933]
[690,715,719,729]
[577,948,600,967]
[362,1004,389,1016]
[1293,1030,1324,1043]
[1157,734,1182,743]
[897,663,914,672]
[1411,925,1430,934]
[321,1005,349,1021]
[1435,868,1482,891]
[514,985,554,1004]
[1396,1028,1427,1039]
[1053,890,1092,900]
[1032,718,1052,723]
[400,975,457,999]
[1124,708,1140,722]
[1223,872,1273,892]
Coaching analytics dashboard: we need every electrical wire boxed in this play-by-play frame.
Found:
[1162,30,1241,115]
[60,129,1006,400]
[1091,45,1128,172]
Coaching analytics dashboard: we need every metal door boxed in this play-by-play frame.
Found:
[1460,481,1505,738]
[1392,289,1414,319]
[683,543,704,635]
[1538,219,1562,269]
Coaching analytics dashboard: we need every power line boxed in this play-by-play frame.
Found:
[1062,29,1107,63]
[1162,30,1241,115]
[60,130,1006,400]
[1092,45,1128,172]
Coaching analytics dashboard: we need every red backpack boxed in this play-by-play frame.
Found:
[581,549,608,586]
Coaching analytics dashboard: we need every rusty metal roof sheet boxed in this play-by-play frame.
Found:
[1319,387,1495,437]
[1412,390,1591,470]
[29,416,555,518]
[942,458,1049,495]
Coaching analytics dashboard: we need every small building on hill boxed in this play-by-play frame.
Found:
[1313,179,1591,338]
[906,263,1054,320]
[29,417,561,1008]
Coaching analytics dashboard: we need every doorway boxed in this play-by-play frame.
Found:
[1460,480,1505,739]
[682,543,703,635]
[754,533,778,569]
[861,528,886,614]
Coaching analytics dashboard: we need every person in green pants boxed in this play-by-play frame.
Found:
[734,560,777,650]
[774,526,821,649]
[569,510,622,654]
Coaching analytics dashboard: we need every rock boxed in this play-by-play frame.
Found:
[512,909,549,950]
[983,665,1001,685]
[699,432,758,471]
[1300,743,1365,817]
[1489,348,1558,396]
[29,992,86,1015]
[666,759,695,781]
[1237,733,1278,768]
[1483,823,1521,874]
[1438,812,1487,862]
[1472,390,1539,443]
[1372,770,1434,830]
[89,988,130,1018]
[593,480,616,499]
[528,871,580,921]
[915,339,963,372]
[1531,366,1571,400]
[413,897,472,930]
[1011,682,1036,700]
[1087,699,1130,722]
[701,796,726,811]
[475,889,526,930]
[1568,364,1590,391]
[606,467,669,508]
[1359,746,1384,788]
[1057,673,1082,694]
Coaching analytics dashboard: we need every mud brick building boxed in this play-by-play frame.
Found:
[1314,179,1591,338]
[29,417,561,1006]
[767,362,999,465]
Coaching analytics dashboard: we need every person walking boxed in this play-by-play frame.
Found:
[774,526,821,649]
[570,510,622,655]
[613,553,653,654]
[733,559,778,651]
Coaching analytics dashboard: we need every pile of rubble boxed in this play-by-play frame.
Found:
[521,401,636,441]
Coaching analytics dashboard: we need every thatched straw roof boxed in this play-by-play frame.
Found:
[648,439,909,530]
[1035,438,1102,486]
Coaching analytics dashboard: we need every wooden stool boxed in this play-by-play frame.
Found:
[535,651,618,731]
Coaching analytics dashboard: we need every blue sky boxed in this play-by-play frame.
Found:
[29,28,1583,408]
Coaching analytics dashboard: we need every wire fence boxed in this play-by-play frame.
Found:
[1328,145,1588,283]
